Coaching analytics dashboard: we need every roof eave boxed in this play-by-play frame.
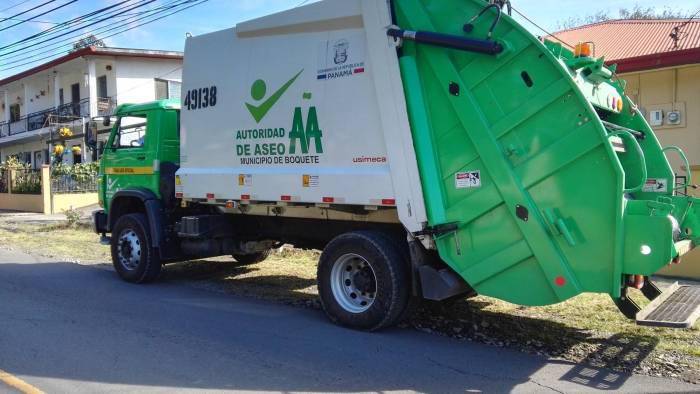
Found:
[611,48,700,73]
[0,46,183,87]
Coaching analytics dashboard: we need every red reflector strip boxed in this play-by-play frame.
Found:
[281,195,292,201]
[241,194,250,200]
[382,199,396,206]
[323,197,334,203]
[175,192,183,198]
[206,193,215,199]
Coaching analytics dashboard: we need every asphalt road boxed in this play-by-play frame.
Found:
[0,248,696,394]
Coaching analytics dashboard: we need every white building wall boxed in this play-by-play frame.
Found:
[115,58,182,104]
[23,75,54,115]
[1,53,182,166]
[0,140,46,164]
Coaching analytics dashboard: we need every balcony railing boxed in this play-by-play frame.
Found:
[55,98,90,119]
[97,97,117,117]
[10,119,27,135]
[0,97,114,138]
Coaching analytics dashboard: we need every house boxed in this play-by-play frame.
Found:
[554,19,700,279]
[0,46,183,168]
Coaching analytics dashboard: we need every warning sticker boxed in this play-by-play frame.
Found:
[643,178,668,193]
[238,174,252,187]
[456,171,481,189]
[303,175,319,188]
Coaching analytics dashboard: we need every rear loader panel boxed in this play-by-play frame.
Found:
[394,0,675,306]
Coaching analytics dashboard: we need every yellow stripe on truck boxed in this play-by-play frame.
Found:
[105,167,154,175]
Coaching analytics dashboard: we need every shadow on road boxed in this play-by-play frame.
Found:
[0,259,673,393]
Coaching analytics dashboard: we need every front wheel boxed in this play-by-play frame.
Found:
[111,213,161,283]
[317,231,411,331]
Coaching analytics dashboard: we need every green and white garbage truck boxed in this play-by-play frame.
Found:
[93,0,700,330]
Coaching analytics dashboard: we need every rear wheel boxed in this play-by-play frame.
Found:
[232,250,271,266]
[111,213,161,283]
[317,231,411,331]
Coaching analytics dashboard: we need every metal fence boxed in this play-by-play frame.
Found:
[0,97,110,138]
[10,169,41,194]
[27,108,54,131]
[51,174,98,194]
[0,170,8,193]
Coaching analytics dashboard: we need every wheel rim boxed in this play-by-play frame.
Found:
[330,253,377,314]
[117,229,142,270]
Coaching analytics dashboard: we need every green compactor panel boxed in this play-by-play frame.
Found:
[394,0,700,308]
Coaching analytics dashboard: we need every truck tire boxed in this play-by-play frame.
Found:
[317,231,411,331]
[111,213,162,284]
[232,250,271,266]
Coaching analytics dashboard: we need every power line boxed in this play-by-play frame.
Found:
[1,0,209,72]
[0,16,60,25]
[0,0,158,55]
[670,7,700,48]
[0,0,77,32]
[1,0,164,57]
[1,0,197,65]
[1,0,189,62]
[0,0,135,52]
[0,0,59,23]
[0,0,34,14]
[511,6,574,49]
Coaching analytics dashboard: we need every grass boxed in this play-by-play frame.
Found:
[0,221,698,382]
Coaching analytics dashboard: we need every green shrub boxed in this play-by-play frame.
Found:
[63,207,81,227]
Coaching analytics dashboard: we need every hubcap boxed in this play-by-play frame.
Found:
[117,229,142,270]
[330,253,377,313]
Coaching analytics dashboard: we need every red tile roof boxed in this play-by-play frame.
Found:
[551,19,700,73]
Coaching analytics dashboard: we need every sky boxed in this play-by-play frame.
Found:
[0,0,697,79]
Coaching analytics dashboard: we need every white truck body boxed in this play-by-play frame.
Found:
[177,0,427,232]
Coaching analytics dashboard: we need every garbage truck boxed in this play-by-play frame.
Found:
[92,0,700,330]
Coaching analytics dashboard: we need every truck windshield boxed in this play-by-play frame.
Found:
[114,115,147,148]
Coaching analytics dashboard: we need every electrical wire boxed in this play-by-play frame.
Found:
[0,0,34,14]
[0,0,135,51]
[0,0,158,55]
[511,6,574,49]
[670,7,700,47]
[1,0,209,72]
[1,0,198,65]
[0,16,59,25]
[0,0,59,23]
[0,0,77,32]
[1,0,191,62]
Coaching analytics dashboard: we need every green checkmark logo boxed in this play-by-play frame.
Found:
[245,69,304,123]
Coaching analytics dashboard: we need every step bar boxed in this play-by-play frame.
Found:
[636,282,700,328]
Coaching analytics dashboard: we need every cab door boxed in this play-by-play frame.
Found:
[102,111,159,207]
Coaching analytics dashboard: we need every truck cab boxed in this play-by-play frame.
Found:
[94,100,181,282]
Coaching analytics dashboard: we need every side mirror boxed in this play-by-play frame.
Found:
[103,117,112,127]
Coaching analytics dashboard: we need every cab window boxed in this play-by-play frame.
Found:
[113,115,147,148]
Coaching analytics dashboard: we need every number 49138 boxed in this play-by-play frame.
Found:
[184,86,217,110]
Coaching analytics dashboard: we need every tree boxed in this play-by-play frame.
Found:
[557,5,690,30]
[71,35,105,52]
